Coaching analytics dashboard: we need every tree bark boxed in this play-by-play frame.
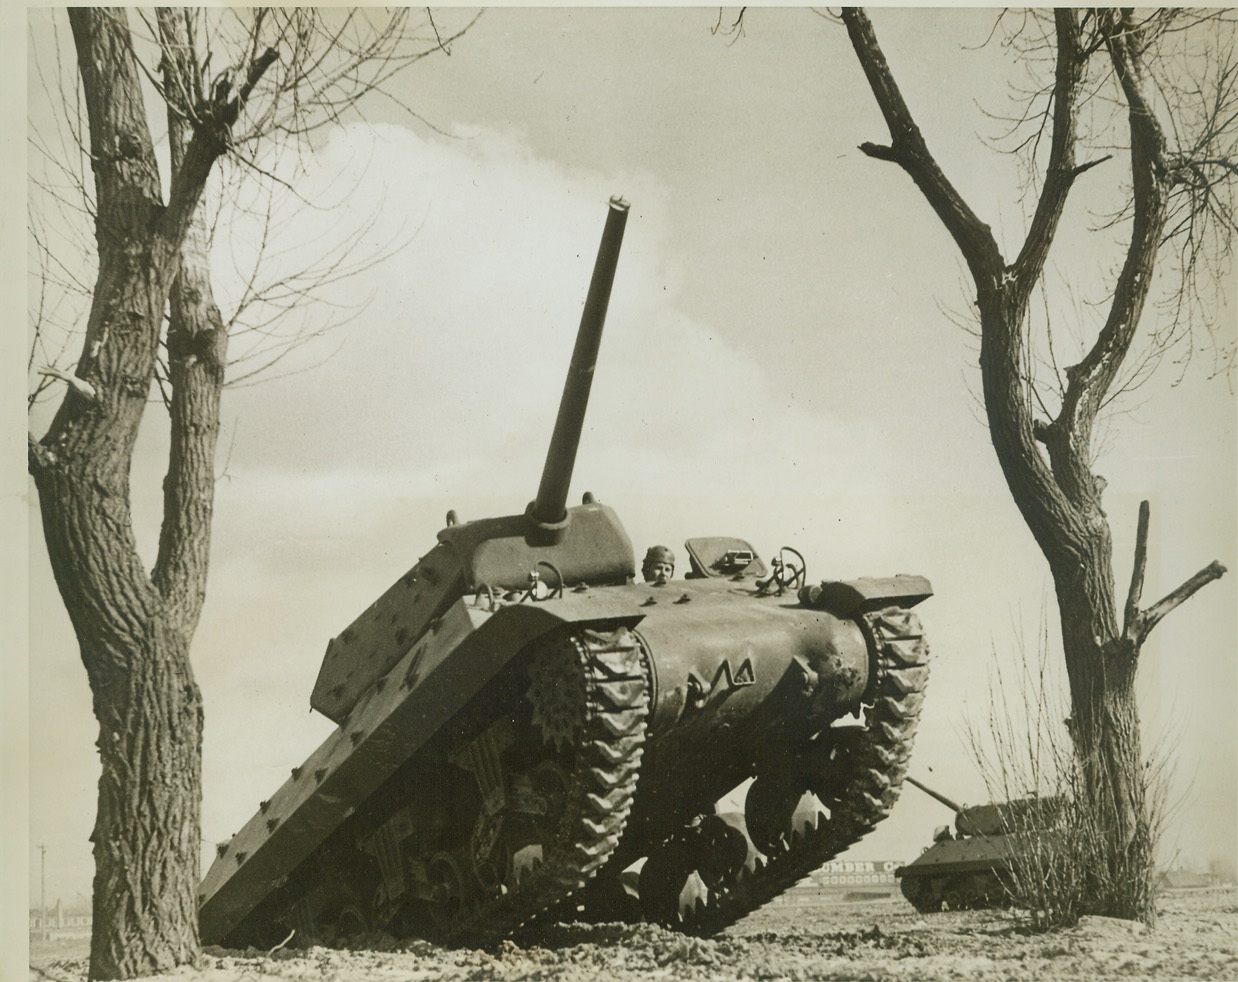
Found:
[87,619,203,976]
[154,7,230,629]
[31,400,206,982]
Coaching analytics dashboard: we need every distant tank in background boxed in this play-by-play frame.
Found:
[895,776,1063,912]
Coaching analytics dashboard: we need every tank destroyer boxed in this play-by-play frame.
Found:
[896,776,1063,912]
[198,196,934,947]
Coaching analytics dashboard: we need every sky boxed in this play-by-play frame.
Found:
[18,6,1238,914]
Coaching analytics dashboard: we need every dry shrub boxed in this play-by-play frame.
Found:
[964,611,1175,928]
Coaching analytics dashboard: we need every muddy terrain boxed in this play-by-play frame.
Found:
[30,887,1237,981]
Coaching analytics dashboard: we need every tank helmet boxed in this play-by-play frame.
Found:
[642,545,675,582]
[643,545,675,567]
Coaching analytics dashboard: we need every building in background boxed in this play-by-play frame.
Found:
[28,898,91,941]
[768,860,905,905]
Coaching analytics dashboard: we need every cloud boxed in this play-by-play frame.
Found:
[205,122,892,515]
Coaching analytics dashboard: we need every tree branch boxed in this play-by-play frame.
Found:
[1122,498,1227,645]
[39,366,98,403]
[151,8,230,635]
[846,5,1079,560]
[858,141,901,163]
[842,7,1003,286]
[1072,154,1113,178]
[152,47,279,285]
[66,8,162,239]
[1122,499,1151,639]
[1057,11,1170,456]
[1012,9,1085,293]
[1138,561,1228,642]
[44,9,164,460]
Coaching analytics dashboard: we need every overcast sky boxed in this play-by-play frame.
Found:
[21,6,1237,908]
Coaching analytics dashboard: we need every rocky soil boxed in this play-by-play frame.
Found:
[30,887,1237,982]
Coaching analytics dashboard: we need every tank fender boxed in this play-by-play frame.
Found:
[798,574,932,618]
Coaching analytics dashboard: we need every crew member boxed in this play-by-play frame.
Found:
[641,545,675,586]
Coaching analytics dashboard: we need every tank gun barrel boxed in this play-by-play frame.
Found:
[905,775,965,814]
[530,196,630,526]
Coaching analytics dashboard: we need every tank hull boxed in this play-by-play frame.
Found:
[895,786,1066,913]
[895,830,1058,912]
[200,577,928,945]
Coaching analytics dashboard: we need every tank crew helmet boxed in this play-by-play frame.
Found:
[641,545,676,584]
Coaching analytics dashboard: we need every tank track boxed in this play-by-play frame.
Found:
[900,868,1008,913]
[436,625,650,946]
[658,607,929,936]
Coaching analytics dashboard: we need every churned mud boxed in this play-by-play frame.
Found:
[30,886,1237,981]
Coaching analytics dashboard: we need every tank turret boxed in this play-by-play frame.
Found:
[309,197,634,724]
[199,198,936,948]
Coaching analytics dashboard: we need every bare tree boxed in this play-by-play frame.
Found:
[838,8,1232,920]
[26,8,474,978]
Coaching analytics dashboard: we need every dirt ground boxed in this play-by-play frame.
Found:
[29,886,1237,982]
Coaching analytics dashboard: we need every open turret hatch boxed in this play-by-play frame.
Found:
[683,536,767,578]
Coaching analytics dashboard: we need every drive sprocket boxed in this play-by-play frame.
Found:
[526,642,587,751]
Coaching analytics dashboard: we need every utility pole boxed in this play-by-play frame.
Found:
[40,843,48,941]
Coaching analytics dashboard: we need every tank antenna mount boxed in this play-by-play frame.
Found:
[529,196,630,528]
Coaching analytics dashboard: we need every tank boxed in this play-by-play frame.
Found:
[198,196,934,948]
[895,776,1064,912]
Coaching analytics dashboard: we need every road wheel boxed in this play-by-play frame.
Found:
[745,774,803,857]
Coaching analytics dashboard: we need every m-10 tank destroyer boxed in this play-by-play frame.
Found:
[198,197,934,947]
[896,776,1064,912]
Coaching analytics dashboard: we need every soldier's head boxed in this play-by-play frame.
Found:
[641,545,675,585]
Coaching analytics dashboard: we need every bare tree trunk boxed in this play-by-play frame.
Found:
[842,7,1227,920]
[88,627,203,975]
[1052,534,1145,871]
[28,11,203,977]
[27,9,268,977]
[31,444,206,978]
[975,270,1148,864]
[30,6,466,975]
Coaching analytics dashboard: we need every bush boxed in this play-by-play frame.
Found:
[964,613,1172,928]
